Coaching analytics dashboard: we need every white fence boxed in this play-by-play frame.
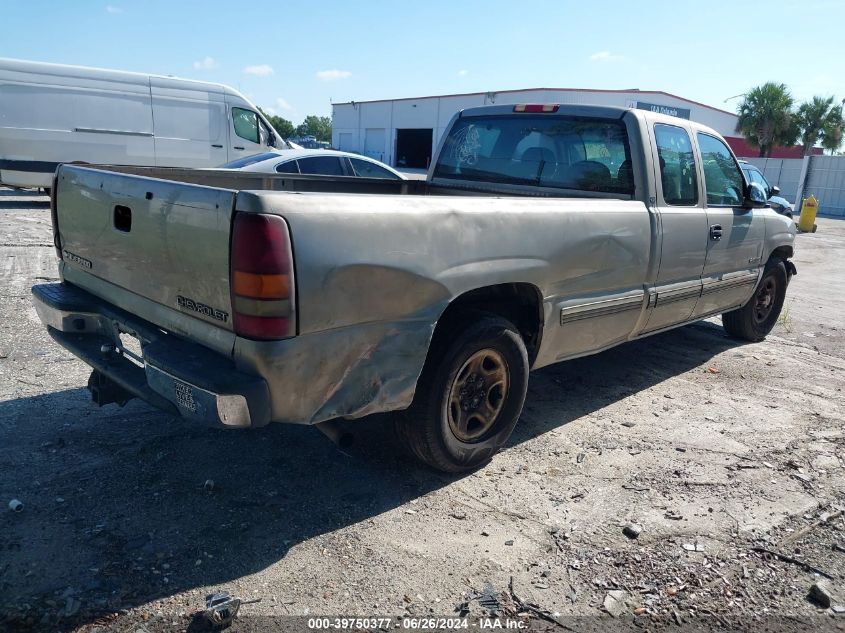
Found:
[745,158,804,202]
[746,155,845,217]
[800,156,845,217]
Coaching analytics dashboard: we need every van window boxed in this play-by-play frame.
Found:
[232,107,259,144]
[433,114,632,195]
[654,124,698,206]
[698,133,744,206]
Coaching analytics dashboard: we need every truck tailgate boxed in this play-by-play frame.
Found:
[54,165,237,341]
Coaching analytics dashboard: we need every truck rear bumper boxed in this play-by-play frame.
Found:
[32,282,271,428]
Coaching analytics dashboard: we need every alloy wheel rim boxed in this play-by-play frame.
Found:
[447,349,509,443]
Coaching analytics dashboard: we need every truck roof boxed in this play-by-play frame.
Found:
[456,103,723,140]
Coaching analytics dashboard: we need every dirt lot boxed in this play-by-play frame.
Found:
[1,186,844,632]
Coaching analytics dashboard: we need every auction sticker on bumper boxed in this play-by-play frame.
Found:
[174,381,197,412]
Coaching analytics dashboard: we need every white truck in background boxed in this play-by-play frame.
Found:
[0,58,287,189]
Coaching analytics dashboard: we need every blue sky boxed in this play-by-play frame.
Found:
[2,0,843,123]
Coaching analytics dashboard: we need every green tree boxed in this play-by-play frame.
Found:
[294,115,332,143]
[821,104,843,155]
[795,96,842,156]
[257,107,295,141]
[736,83,797,157]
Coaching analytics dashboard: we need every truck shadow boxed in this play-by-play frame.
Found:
[0,320,743,628]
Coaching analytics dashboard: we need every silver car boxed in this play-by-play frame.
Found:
[221,149,406,180]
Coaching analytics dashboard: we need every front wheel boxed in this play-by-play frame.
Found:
[722,259,788,342]
[395,315,529,472]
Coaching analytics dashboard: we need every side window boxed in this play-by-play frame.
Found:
[750,167,771,193]
[297,156,345,176]
[349,157,400,179]
[697,133,744,206]
[275,160,300,174]
[232,107,259,144]
[654,124,698,206]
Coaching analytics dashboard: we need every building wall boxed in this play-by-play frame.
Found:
[332,88,744,167]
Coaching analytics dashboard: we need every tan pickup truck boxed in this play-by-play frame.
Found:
[33,104,797,472]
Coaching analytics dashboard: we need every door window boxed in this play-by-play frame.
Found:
[746,166,771,195]
[275,160,300,174]
[654,124,698,206]
[349,157,401,179]
[297,156,345,176]
[698,133,744,206]
[232,107,259,144]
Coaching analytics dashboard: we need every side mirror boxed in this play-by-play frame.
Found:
[267,136,276,148]
[744,182,768,209]
[771,185,780,196]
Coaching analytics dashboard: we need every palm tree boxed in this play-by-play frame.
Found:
[736,83,797,157]
[821,104,843,155]
[796,96,839,155]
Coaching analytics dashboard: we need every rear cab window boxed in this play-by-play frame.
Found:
[698,133,744,206]
[433,114,633,195]
[654,124,698,206]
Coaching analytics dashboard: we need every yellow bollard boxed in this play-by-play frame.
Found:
[797,195,819,233]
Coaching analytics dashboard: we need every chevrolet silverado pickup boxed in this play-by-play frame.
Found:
[32,104,797,472]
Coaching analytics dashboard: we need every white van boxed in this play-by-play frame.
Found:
[0,58,287,189]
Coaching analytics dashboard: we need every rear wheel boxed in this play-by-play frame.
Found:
[722,259,787,342]
[395,314,529,472]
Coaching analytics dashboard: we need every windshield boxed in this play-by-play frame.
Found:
[222,152,280,168]
[433,114,633,195]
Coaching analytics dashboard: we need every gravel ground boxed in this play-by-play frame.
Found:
[1,186,844,632]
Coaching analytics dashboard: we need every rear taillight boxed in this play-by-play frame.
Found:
[50,171,62,259]
[513,104,560,113]
[230,212,296,340]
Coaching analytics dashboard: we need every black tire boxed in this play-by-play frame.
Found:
[395,314,529,472]
[722,259,788,342]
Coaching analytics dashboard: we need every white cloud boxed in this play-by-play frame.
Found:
[316,69,352,82]
[589,51,624,62]
[105,5,123,13]
[275,97,293,111]
[193,56,218,70]
[458,69,469,77]
[244,64,274,76]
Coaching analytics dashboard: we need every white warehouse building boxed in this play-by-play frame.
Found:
[332,88,743,170]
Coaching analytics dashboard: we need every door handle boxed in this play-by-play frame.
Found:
[710,224,723,240]
[234,146,245,150]
[211,144,223,148]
